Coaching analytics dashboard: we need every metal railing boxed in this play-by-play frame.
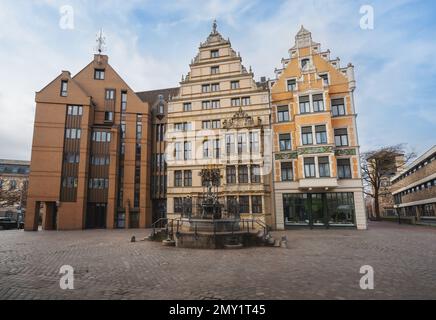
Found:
[151,217,270,241]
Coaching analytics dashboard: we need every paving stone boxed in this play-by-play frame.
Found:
[0,221,435,299]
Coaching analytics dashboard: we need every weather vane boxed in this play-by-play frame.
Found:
[95,29,106,54]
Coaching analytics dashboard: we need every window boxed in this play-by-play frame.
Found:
[214,139,220,159]
[211,66,219,74]
[241,97,251,106]
[251,165,261,183]
[61,80,68,97]
[203,140,211,158]
[252,196,262,213]
[315,125,327,144]
[304,158,316,178]
[67,105,83,116]
[281,162,293,181]
[301,58,310,69]
[184,171,192,187]
[174,122,190,132]
[237,134,247,155]
[66,152,80,164]
[183,102,192,112]
[332,98,346,116]
[238,165,249,183]
[250,132,260,153]
[320,74,329,85]
[105,89,115,100]
[226,134,235,155]
[202,84,210,93]
[184,141,192,160]
[212,120,220,129]
[174,198,183,213]
[231,98,241,107]
[211,83,220,92]
[231,81,240,90]
[313,94,325,112]
[202,121,211,129]
[337,159,352,179]
[66,128,81,140]
[287,79,297,91]
[301,127,313,145]
[277,106,290,122]
[63,177,78,189]
[299,96,310,114]
[121,91,127,111]
[136,122,142,139]
[174,171,182,187]
[211,50,219,58]
[318,156,330,177]
[175,142,182,160]
[239,196,249,214]
[104,111,113,122]
[202,101,211,109]
[334,128,349,146]
[211,100,220,109]
[279,133,292,151]
[226,166,236,184]
[94,69,105,80]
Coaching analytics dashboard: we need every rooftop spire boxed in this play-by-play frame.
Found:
[95,29,106,54]
[212,19,217,34]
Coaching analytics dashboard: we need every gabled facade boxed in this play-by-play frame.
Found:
[166,22,272,225]
[25,54,151,230]
[270,27,367,230]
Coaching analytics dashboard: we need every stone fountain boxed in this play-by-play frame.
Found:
[148,167,274,249]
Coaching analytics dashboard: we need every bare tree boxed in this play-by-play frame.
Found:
[361,144,415,220]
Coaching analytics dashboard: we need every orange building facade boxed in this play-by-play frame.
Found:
[270,27,367,230]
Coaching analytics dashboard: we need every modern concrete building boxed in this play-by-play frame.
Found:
[391,145,436,224]
[25,53,151,230]
[165,22,272,225]
[270,26,367,230]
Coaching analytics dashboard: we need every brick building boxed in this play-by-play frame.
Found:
[25,54,151,230]
[391,145,436,223]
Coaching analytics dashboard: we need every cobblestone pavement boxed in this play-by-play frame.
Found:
[0,221,435,300]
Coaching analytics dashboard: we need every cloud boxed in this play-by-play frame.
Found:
[0,0,435,160]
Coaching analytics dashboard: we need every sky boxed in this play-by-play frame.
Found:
[0,0,435,161]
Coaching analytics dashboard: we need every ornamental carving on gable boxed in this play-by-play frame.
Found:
[222,107,261,129]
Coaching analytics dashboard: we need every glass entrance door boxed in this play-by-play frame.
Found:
[283,192,355,228]
[310,193,325,226]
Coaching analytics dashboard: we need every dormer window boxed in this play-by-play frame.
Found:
[60,80,68,97]
[287,79,297,91]
[211,50,219,58]
[94,69,105,80]
[301,58,310,70]
[319,73,329,85]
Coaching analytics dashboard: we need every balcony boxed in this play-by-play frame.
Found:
[299,177,338,190]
